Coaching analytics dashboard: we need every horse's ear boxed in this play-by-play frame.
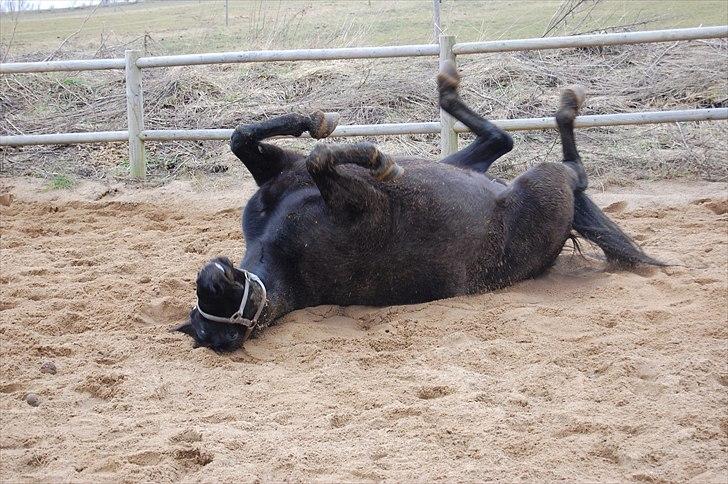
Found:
[172,321,195,337]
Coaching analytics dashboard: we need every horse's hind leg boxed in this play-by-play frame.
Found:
[487,88,592,280]
[553,87,660,265]
[305,142,403,221]
[231,111,340,185]
[437,61,514,173]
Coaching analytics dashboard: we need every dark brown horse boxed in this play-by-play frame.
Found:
[176,61,659,351]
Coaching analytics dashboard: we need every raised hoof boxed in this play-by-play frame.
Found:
[559,85,587,113]
[373,161,404,182]
[437,60,461,92]
[309,111,340,139]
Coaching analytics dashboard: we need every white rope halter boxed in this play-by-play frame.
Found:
[195,264,267,343]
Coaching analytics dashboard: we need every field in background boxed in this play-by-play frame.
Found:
[1,0,727,186]
[2,0,727,55]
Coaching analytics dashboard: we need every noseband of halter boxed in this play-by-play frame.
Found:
[195,266,267,343]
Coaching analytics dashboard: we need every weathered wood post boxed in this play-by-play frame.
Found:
[125,49,145,179]
[439,35,457,156]
[432,0,442,43]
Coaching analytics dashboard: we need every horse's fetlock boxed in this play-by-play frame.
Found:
[555,109,576,128]
[560,85,586,112]
[437,60,461,92]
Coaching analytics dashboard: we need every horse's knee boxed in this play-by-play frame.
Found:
[230,126,255,155]
[496,131,514,155]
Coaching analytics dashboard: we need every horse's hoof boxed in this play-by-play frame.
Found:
[374,161,404,182]
[309,111,340,139]
[437,60,460,91]
[560,85,587,112]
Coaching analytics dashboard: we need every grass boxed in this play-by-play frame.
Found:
[47,174,74,189]
[1,0,726,58]
[62,77,86,87]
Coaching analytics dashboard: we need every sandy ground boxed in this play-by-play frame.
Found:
[0,176,726,483]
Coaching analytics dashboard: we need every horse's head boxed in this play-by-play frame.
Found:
[175,257,264,352]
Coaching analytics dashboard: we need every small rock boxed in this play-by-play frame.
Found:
[0,193,12,206]
[25,393,40,407]
[207,164,228,174]
[40,361,57,375]
[139,276,151,284]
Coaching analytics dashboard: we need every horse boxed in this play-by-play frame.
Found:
[175,61,660,351]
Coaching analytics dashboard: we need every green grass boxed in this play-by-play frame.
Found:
[1,0,726,57]
[61,76,85,86]
[47,174,74,189]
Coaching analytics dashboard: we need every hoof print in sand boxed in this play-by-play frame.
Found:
[138,297,189,326]
[173,446,214,468]
[170,429,203,444]
[604,200,627,214]
[691,197,727,215]
[416,385,454,400]
[76,373,125,400]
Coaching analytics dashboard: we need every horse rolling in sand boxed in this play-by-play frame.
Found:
[176,61,660,351]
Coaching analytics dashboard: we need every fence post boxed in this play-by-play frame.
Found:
[432,0,442,43]
[438,35,457,156]
[125,49,145,179]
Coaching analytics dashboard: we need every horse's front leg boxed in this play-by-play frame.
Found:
[437,61,514,174]
[304,142,403,222]
[231,111,339,185]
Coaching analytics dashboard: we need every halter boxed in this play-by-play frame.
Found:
[195,266,267,343]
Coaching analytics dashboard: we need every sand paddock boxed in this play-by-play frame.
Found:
[0,177,726,482]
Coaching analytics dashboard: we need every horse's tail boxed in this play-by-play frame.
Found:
[572,191,663,266]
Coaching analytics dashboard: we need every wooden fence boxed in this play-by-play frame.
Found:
[1,26,727,178]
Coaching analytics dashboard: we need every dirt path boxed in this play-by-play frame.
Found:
[0,177,726,482]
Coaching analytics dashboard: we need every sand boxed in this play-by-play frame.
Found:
[0,176,726,482]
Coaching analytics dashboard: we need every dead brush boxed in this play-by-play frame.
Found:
[1,38,726,182]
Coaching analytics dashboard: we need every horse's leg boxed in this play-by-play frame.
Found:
[231,111,339,185]
[555,86,588,191]
[497,87,659,268]
[305,142,403,221]
[489,87,591,282]
[437,61,514,173]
